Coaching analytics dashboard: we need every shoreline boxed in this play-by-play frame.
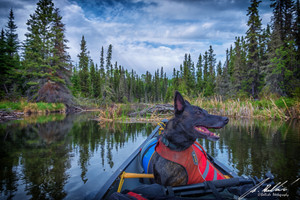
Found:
[1,96,299,123]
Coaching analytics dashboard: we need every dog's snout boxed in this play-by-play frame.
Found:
[223,117,229,124]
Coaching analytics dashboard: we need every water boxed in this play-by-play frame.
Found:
[0,112,299,199]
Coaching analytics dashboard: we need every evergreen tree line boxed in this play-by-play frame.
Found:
[71,36,169,103]
[217,0,300,98]
[1,0,73,104]
[0,0,299,105]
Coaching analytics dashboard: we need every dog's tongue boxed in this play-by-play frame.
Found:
[195,126,220,141]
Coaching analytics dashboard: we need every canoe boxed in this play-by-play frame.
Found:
[94,119,275,200]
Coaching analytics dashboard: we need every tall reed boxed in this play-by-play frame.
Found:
[193,95,299,120]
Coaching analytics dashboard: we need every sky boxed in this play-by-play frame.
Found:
[0,0,273,76]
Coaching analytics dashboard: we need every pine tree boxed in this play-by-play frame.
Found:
[258,25,271,93]
[51,8,71,82]
[203,51,209,94]
[70,65,80,96]
[295,0,300,58]
[106,44,112,79]
[183,54,189,82]
[187,54,195,95]
[90,60,96,97]
[196,54,203,94]
[23,0,73,103]
[265,0,297,96]
[206,45,216,96]
[5,9,19,61]
[78,35,90,97]
[232,37,247,95]
[100,46,105,77]
[215,61,222,95]
[208,45,216,80]
[94,64,101,98]
[245,0,262,97]
[0,29,9,96]
[112,62,120,99]
[295,0,300,96]
[1,9,20,97]
[144,71,152,102]
[160,67,165,101]
[227,46,234,77]
[118,67,127,102]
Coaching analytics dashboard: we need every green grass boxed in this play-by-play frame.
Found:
[0,101,26,111]
[0,101,66,113]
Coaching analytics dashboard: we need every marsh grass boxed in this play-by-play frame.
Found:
[0,100,66,114]
[192,95,299,120]
[98,96,299,121]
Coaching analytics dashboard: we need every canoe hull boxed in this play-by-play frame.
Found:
[94,119,274,200]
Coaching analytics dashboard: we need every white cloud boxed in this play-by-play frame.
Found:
[0,0,273,76]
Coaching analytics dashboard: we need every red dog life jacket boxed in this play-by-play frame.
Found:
[155,139,225,185]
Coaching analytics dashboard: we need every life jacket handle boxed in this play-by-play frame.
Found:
[194,141,208,159]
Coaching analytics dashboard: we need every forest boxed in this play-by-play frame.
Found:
[0,0,299,107]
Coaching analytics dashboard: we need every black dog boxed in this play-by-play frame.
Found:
[151,91,229,186]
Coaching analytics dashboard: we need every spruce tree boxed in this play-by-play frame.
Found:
[187,54,195,95]
[95,64,101,98]
[106,44,112,79]
[23,0,73,103]
[232,37,247,95]
[206,45,216,96]
[265,0,297,96]
[295,0,300,96]
[245,0,262,97]
[215,61,222,95]
[118,67,127,102]
[203,51,209,94]
[70,65,80,96]
[1,9,20,97]
[112,62,119,99]
[196,54,203,94]
[100,46,105,77]
[5,9,19,61]
[0,29,8,96]
[90,60,96,97]
[295,0,300,58]
[208,45,216,80]
[78,35,90,97]
[52,8,71,81]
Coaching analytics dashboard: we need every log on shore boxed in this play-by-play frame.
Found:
[0,110,23,122]
[129,104,174,117]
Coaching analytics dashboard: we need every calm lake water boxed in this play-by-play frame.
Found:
[0,112,299,199]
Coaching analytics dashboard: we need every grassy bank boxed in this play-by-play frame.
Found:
[0,100,66,114]
[191,96,299,120]
[97,97,299,121]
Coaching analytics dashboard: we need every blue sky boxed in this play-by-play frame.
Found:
[0,0,273,76]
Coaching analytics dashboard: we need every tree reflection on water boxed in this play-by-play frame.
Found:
[198,119,299,198]
[0,113,299,199]
[0,113,154,199]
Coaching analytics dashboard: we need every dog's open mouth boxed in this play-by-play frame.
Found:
[195,126,220,141]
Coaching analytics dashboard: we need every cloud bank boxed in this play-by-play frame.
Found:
[0,0,272,75]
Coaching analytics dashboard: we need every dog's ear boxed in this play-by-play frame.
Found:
[174,91,185,115]
[185,100,191,105]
